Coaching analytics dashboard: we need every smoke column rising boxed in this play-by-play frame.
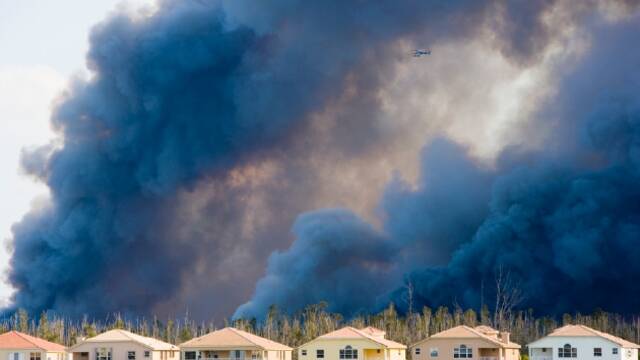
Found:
[6,0,536,316]
[7,0,639,319]
[236,5,640,318]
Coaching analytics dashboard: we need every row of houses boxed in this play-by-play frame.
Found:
[0,324,638,360]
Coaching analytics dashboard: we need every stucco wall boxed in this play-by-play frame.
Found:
[411,338,519,360]
[388,349,406,360]
[1,350,66,360]
[70,341,175,360]
[298,339,404,360]
[363,349,383,360]
[179,348,291,360]
[266,350,291,360]
[528,336,636,360]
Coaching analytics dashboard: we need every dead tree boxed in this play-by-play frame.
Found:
[493,265,524,329]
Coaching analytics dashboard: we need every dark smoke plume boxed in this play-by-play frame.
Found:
[8,0,632,320]
[399,15,640,315]
[234,139,495,318]
[236,9,640,318]
[235,209,400,317]
[7,0,543,317]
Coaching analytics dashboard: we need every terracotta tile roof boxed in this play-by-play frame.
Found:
[316,327,406,349]
[0,331,66,352]
[72,329,177,351]
[180,327,292,351]
[547,325,640,349]
[417,326,520,349]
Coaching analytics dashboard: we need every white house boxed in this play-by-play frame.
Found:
[527,325,639,360]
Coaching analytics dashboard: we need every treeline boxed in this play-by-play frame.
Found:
[2,303,640,351]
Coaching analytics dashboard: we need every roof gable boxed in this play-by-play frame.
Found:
[414,326,520,349]
[430,326,487,339]
[72,330,177,351]
[536,325,640,349]
[180,328,291,351]
[0,331,66,352]
[308,327,406,349]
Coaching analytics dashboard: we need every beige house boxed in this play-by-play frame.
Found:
[179,327,292,360]
[68,329,178,360]
[297,326,406,360]
[0,331,66,360]
[410,326,520,360]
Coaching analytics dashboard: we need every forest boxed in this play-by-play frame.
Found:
[2,302,640,356]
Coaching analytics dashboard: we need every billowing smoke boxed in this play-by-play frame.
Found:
[8,0,558,318]
[235,7,640,318]
[401,15,640,315]
[8,0,639,320]
[381,139,495,266]
[234,209,400,317]
[234,139,496,318]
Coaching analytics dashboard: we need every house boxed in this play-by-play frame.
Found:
[410,325,520,360]
[179,327,292,360]
[527,325,640,360]
[68,329,178,360]
[0,330,66,360]
[297,326,406,360]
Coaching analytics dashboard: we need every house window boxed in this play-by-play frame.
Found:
[415,348,421,355]
[454,345,472,359]
[613,349,619,355]
[129,352,136,360]
[594,348,602,357]
[340,346,357,359]
[317,350,324,359]
[558,344,577,358]
[302,351,307,356]
[96,348,112,360]
[185,352,197,360]
[430,348,439,358]
[97,348,112,360]
[30,353,42,360]
[145,352,151,358]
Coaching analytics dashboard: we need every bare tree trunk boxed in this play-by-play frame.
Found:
[494,265,524,330]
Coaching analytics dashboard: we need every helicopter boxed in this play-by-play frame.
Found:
[412,49,431,57]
